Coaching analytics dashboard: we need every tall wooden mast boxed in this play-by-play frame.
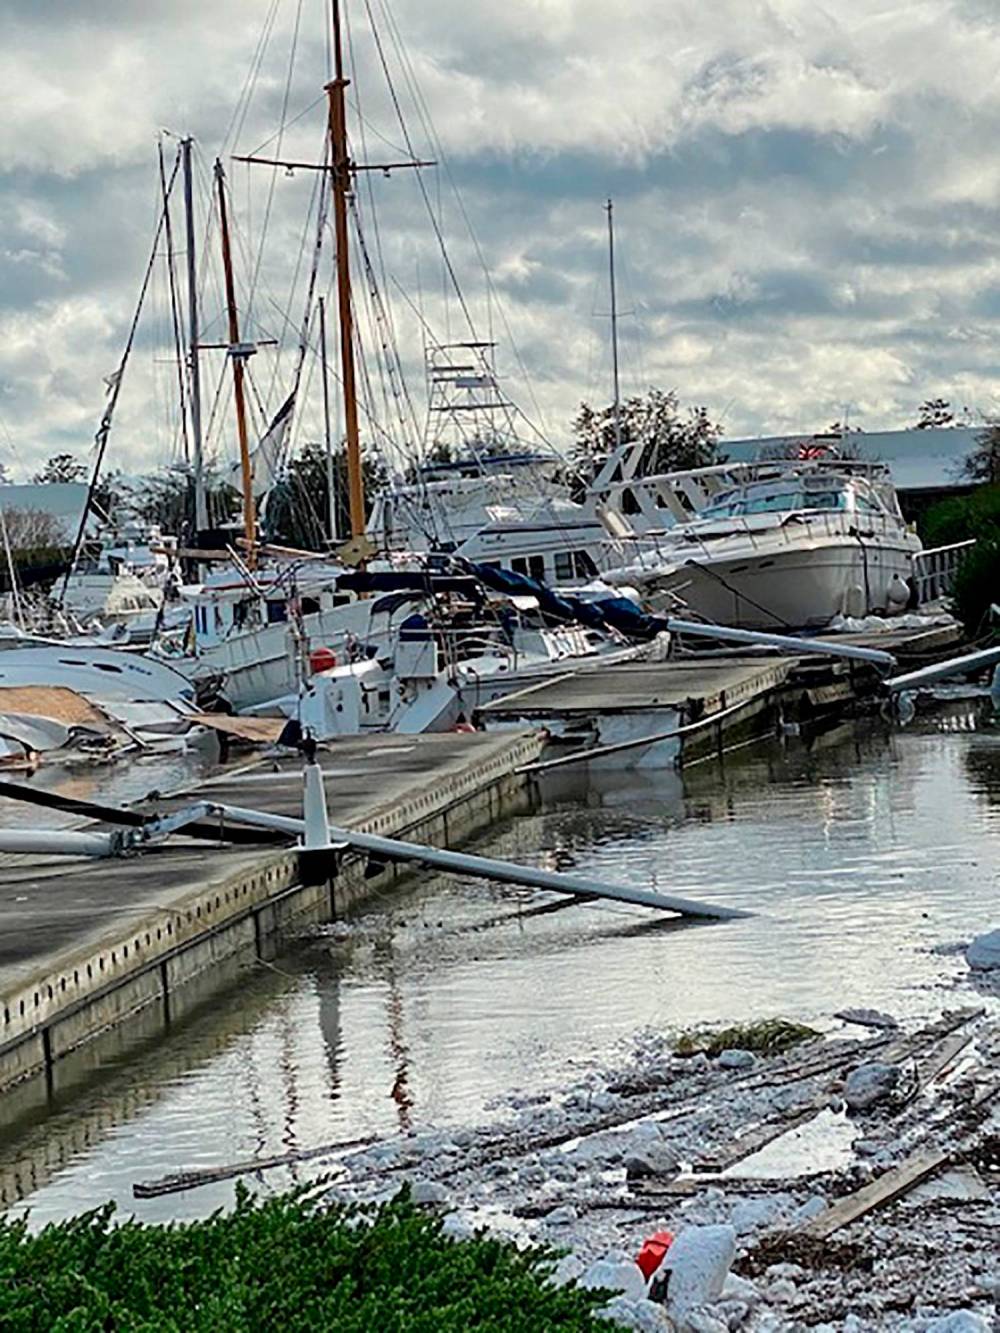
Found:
[214,158,257,562]
[327,0,365,539]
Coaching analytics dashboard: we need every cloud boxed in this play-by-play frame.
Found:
[1,0,999,482]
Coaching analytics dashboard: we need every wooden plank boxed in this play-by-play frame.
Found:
[133,1134,374,1198]
[798,1150,949,1239]
[693,1100,826,1173]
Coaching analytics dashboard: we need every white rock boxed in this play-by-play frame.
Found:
[713,1299,750,1330]
[441,1212,474,1241]
[844,1061,900,1111]
[550,1254,585,1289]
[599,1295,672,1331]
[766,1278,797,1304]
[923,1314,992,1333]
[966,928,1000,971]
[719,1274,761,1306]
[764,1262,804,1281]
[661,1225,737,1321]
[729,1196,787,1235]
[545,1204,579,1226]
[834,1007,898,1030]
[625,1140,681,1180]
[680,1307,729,1333]
[409,1178,450,1206]
[788,1195,827,1225]
[581,1253,649,1302]
[717,1049,756,1070]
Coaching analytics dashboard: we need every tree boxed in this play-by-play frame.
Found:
[569,388,724,484]
[33,453,88,484]
[959,423,1000,485]
[263,441,387,550]
[916,398,955,429]
[130,462,239,539]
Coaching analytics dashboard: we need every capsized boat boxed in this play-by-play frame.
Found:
[598,458,923,630]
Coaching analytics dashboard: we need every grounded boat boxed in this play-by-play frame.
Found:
[598,457,922,630]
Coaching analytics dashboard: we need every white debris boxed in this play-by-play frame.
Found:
[923,1313,993,1333]
[440,1212,474,1241]
[678,1307,729,1333]
[834,1007,899,1030]
[580,1253,648,1302]
[719,1273,762,1306]
[624,1139,681,1180]
[844,1061,900,1110]
[660,1225,736,1322]
[729,1195,790,1235]
[965,928,1000,971]
[717,1049,757,1070]
[599,1294,672,1331]
[409,1178,450,1206]
[549,1253,585,1289]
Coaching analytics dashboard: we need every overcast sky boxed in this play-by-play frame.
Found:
[1,0,998,480]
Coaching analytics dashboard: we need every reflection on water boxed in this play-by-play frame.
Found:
[3,711,999,1226]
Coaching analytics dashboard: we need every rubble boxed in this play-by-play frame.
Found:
[315,1008,999,1330]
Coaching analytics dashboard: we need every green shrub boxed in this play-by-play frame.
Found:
[0,1186,609,1331]
[674,1018,818,1057]
[920,485,1000,548]
[951,537,1000,635]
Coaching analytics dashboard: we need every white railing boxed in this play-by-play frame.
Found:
[911,540,975,604]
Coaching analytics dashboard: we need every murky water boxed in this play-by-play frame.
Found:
[3,705,998,1226]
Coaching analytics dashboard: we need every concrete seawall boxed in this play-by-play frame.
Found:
[0,731,543,1098]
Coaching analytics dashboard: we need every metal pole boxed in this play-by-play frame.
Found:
[606,198,622,451]
[666,618,897,669]
[182,138,208,539]
[885,644,1000,693]
[319,295,338,542]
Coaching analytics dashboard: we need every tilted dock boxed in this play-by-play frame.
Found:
[0,731,542,1096]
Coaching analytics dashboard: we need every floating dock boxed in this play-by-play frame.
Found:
[0,731,542,1097]
[477,619,964,769]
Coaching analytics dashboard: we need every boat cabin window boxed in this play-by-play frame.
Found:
[555,552,573,581]
[702,487,846,517]
[511,555,546,580]
[555,550,598,582]
[266,600,288,624]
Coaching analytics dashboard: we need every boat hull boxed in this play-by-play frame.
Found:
[640,537,918,630]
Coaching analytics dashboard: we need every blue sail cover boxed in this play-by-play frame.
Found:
[465,562,669,642]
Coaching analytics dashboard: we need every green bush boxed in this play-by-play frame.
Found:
[920,485,1000,548]
[951,537,1000,635]
[0,1187,609,1331]
[674,1018,818,1058]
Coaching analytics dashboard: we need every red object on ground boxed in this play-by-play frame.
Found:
[309,647,338,675]
[452,721,476,733]
[636,1230,674,1280]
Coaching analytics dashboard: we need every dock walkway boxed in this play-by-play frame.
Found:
[0,731,542,1094]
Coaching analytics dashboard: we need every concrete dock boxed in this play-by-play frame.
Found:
[0,730,542,1096]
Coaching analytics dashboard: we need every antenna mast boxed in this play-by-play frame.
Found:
[606,198,622,451]
[214,159,257,563]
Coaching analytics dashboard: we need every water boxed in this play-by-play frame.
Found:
[2,708,999,1226]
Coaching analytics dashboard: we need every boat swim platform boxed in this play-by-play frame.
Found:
[0,730,543,1098]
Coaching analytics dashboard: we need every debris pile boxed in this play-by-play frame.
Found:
[304,1007,999,1331]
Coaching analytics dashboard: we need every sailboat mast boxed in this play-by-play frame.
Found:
[326,0,366,539]
[319,294,338,542]
[214,159,257,562]
[182,138,208,538]
[606,198,622,450]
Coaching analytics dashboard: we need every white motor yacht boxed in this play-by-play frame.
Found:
[598,459,923,630]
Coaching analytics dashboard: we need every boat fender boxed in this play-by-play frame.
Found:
[309,646,338,674]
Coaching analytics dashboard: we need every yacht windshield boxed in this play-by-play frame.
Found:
[701,488,846,518]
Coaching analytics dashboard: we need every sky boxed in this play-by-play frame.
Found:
[1,0,999,480]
